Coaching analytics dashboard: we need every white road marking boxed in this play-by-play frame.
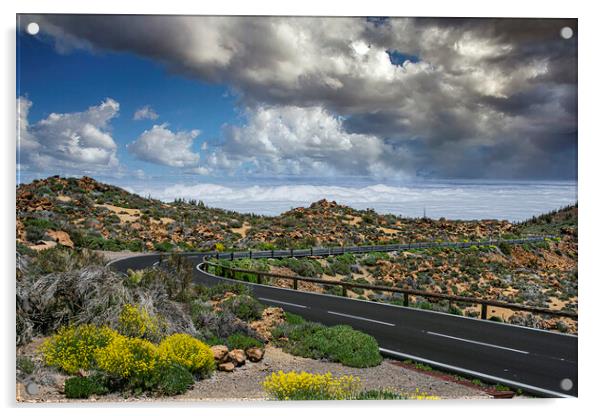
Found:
[379,348,574,398]
[327,310,395,327]
[257,298,307,309]
[152,261,159,266]
[426,331,529,354]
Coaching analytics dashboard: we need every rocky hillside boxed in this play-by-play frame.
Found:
[217,205,578,333]
[16,176,574,253]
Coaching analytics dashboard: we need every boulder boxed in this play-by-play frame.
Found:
[245,347,264,362]
[218,362,235,372]
[228,349,246,366]
[210,345,229,362]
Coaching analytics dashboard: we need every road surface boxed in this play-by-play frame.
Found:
[109,246,577,398]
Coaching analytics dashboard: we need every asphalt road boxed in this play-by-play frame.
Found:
[109,250,578,398]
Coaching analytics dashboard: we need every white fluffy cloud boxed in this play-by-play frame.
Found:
[17,97,120,172]
[209,105,405,177]
[127,123,201,168]
[133,105,159,121]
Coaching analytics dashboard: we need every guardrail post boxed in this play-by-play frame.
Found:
[481,304,488,320]
[290,248,294,257]
[293,278,298,290]
[310,247,313,256]
[257,273,262,285]
[249,250,252,259]
[403,293,409,307]
[231,252,234,261]
[342,246,345,253]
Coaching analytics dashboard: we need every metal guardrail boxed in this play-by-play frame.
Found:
[209,235,556,261]
[198,235,577,320]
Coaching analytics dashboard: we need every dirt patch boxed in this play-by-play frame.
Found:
[231,223,251,238]
[29,241,57,251]
[46,230,74,248]
[95,204,141,223]
[151,217,175,226]
[343,216,363,226]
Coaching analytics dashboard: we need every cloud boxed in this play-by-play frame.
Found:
[133,105,159,121]
[27,15,577,179]
[127,123,201,167]
[127,181,577,221]
[17,97,120,173]
[208,105,408,177]
[186,166,211,175]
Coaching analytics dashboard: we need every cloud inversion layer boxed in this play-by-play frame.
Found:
[24,15,577,179]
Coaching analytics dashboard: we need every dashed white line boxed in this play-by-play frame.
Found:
[426,331,529,354]
[327,310,395,326]
[257,298,307,309]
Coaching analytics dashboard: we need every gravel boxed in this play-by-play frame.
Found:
[18,345,490,402]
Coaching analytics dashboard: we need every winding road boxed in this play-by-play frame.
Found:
[109,240,577,398]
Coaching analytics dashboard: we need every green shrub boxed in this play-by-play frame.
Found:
[284,312,305,325]
[226,333,263,350]
[25,225,46,242]
[64,374,110,399]
[17,356,35,375]
[154,241,174,252]
[196,282,251,302]
[448,305,464,316]
[328,253,356,275]
[40,325,118,374]
[272,258,324,277]
[200,335,226,346]
[499,242,512,256]
[273,322,382,368]
[354,389,405,400]
[311,325,382,367]
[220,294,265,322]
[157,334,215,377]
[24,218,57,230]
[149,363,194,396]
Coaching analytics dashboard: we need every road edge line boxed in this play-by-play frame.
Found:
[378,348,576,398]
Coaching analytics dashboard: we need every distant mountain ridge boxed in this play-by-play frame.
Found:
[16,176,576,253]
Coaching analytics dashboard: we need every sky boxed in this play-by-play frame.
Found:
[16,15,578,218]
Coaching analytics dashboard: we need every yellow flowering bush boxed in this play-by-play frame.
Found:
[117,304,166,342]
[157,334,215,377]
[262,371,361,400]
[40,324,118,374]
[409,388,440,400]
[95,334,158,379]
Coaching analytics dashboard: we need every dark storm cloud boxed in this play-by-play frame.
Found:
[22,15,577,179]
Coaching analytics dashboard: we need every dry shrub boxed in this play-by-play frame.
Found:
[16,250,196,345]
